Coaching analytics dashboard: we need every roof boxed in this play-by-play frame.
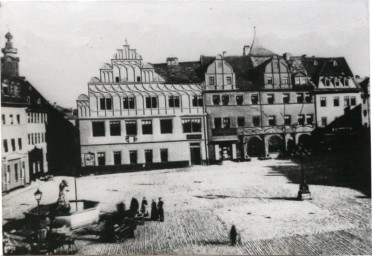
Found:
[152,61,206,84]
[358,77,369,95]
[249,36,276,57]
[1,74,49,110]
[302,57,354,84]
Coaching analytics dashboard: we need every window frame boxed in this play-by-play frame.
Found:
[320,97,327,107]
[125,120,138,136]
[160,119,173,134]
[160,148,169,162]
[141,120,153,135]
[237,117,245,127]
[268,115,276,126]
[109,121,121,136]
[92,121,106,137]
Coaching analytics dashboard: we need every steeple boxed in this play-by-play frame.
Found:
[249,27,275,57]
[1,32,20,77]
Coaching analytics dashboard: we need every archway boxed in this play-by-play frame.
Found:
[287,138,295,155]
[268,135,284,153]
[298,134,312,151]
[29,147,44,181]
[247,137,264,157]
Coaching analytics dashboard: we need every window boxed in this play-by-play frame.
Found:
[335,78,340,86]
[344,96,350,106]
[192,95,203,107]
[283,77,288,84]
[251,94,259,105]
[306,114,314,124]
[320,97,326,107]
[160,149,168,162]
[10,114,13,125]
[301,77,307,84]
[11,139,15,151]
[115,77,120,82]
[295,77,300,85]
[142,120,153,135]
[363,110,367,117]
[97,152,105,166]
[321,117,327,127]
[146,97,158,108]
[209,76,215,85]
[31,134,34,145]
[129,151,137,164]
[267,94,274,104]
[325,79,330,86]
[267,77,273,85]
[3,140,8,152]
[38,133,41,143]
[182,118,201,133]
[18,138,22,150]
[169,96,180,108]
[7,166,10,183]
[298,114,305,125]
[16,114,20,124]
[123,97,135,109]
[268,116,276,126]
[226,76,232,85]
[212,95,220,105]
[160,119,173,134]
[100,98,112,110]
[305,93,312,103]
[344,79,349,86]
[334,97,340,106]
[41,113,43,123]
[214,118,222,128]
[236,95,243,105]
[126,120,137,135]
[145,150,153,163]
[253,116,260,127]
[237,117,245,127]
[297,93,304,103]
[222,95,229,105]
[223,118,231,128]
[350,96,356,106]
[2,114,5,125]
[2,82,9,95]
[36,113,39,123]
[92,121,105,137]
[42,133,45,143]
[21,162,25,179]
[110,121,121,136]
[137,76,141,82]
[283,93,290,104]
[28,134,31,145]
[31,113,34,123]
[284,115,291,125]
[113,151,121,165]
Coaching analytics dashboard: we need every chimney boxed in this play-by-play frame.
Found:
[283,52,292,61]
[243,45,250,56]
[166,57,178,66]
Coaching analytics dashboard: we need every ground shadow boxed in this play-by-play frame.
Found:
[265,197,300,201]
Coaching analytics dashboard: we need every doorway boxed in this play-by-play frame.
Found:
[190,143,201,165]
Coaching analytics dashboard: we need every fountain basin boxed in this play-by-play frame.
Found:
[24,200,100,230]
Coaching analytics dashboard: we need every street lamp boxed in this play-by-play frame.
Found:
[34,189,42,250]
[295,145,312,200]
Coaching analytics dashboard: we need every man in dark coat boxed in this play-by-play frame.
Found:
[230,225,237,245]
[150,199,158,220]
[140,197,148,217]
[129,198,139,216]
[157,197,164,222]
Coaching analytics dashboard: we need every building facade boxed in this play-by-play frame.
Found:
[77,44,208,171]
[1,33,49,192]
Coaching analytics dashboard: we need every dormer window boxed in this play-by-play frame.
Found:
[301,77,307,84]
[332,60,337,66]
[313,60,318,66]
[335,78,340,86]
[209,77,215,86]
[226,76,232,85]
[267,77,273,85]
[325,79,331,86]
[345,78,349,86]
[295,77,300,85]
[282,77,288,84]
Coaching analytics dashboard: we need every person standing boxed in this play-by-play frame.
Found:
[230,225,237,246]
[157,197,164,222]
[150,199,158,220]
[140,197,148,217]
[56,180,70,214]
[129,197,139,216]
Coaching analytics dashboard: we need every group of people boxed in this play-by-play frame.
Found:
[128,197,164,222]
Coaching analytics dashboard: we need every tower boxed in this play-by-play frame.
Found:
[1,32,20,77]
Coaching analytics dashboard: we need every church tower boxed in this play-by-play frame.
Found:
[1,32,20,77]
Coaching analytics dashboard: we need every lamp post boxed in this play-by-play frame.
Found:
[34,188,42,251]
[295,145,312,200]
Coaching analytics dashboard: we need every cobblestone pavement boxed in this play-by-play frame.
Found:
[3,159,371,255]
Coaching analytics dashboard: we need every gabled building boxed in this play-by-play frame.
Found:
[302,57,363,132]
[77,43,208,171]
